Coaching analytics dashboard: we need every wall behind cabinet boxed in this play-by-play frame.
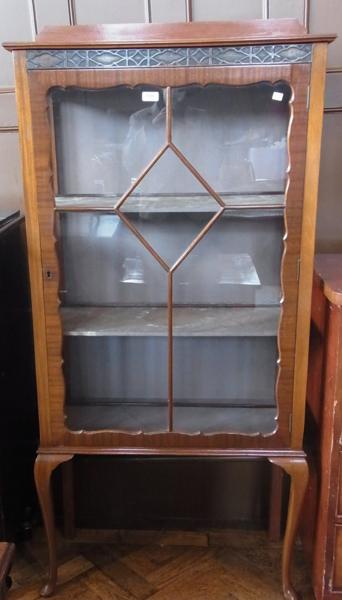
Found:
[0,0,341,251]
[0,0,341,528]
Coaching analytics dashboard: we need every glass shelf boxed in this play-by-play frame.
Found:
[65,403,277,434]
[61,305,280,337]
[55,193,285,213]
[64,335,278,419]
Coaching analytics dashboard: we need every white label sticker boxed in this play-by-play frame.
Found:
[142,91,160,102]
[272,91,284,102]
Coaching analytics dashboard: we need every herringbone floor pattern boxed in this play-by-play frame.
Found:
[8,529,314,599]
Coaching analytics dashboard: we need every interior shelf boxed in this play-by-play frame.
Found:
[65,403,277,435]
[55,193,285,213]
[61,305,280,337]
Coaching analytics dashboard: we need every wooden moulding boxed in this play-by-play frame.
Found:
[3,20,336,52]
[37,446,307,458]
[291,43,329,450]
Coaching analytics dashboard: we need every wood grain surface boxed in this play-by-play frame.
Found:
[291,43,328,449]
[3,19,335,51]
[315,254,342,306]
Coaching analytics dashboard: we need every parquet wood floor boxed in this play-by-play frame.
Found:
[8,529,314,599]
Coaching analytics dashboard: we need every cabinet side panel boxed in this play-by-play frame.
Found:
[13,51,52,446]
[292,43,328,449]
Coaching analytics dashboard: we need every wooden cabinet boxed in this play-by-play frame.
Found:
[0,214,38,541]
[4,19,334,598]
[0,543,14,600]
[305,255,342,600]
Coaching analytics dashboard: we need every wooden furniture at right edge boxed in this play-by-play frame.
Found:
[305,255,342,599]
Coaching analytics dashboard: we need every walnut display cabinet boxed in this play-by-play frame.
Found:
[4,18,334,599]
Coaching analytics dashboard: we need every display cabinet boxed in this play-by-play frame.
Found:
[4,19,334,599]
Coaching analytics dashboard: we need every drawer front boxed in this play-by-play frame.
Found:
[311,274,326,335]
[338,458,342,517]
[334,527,342,590]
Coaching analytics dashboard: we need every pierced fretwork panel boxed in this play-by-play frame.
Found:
[27,45,313,70]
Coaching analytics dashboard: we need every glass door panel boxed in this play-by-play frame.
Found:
[172,212,283,306]
[172,83,291,197]
[58,212,167,305]
[52,78,291,438]
[51,86,166,197]
[172,212,283,435]
[57,211,168,433]
[173,337,278,434]
[168,82,290,436]
[64,337,168,433]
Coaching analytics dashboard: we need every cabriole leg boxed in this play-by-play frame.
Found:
[34,453,74,597]
[268,457,309,600]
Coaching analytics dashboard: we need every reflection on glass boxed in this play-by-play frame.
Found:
[57,212,169,433]
[51,86,166,196]
[218,254,261,286]
[121,257,145,284]
[172,83,291,195]
[57,212,167,305]
[173,213,283,306]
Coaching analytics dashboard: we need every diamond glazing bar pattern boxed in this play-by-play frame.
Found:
[26,44,312,70]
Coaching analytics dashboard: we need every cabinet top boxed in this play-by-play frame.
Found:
[315,255,342,307]
[3,19,335,51]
